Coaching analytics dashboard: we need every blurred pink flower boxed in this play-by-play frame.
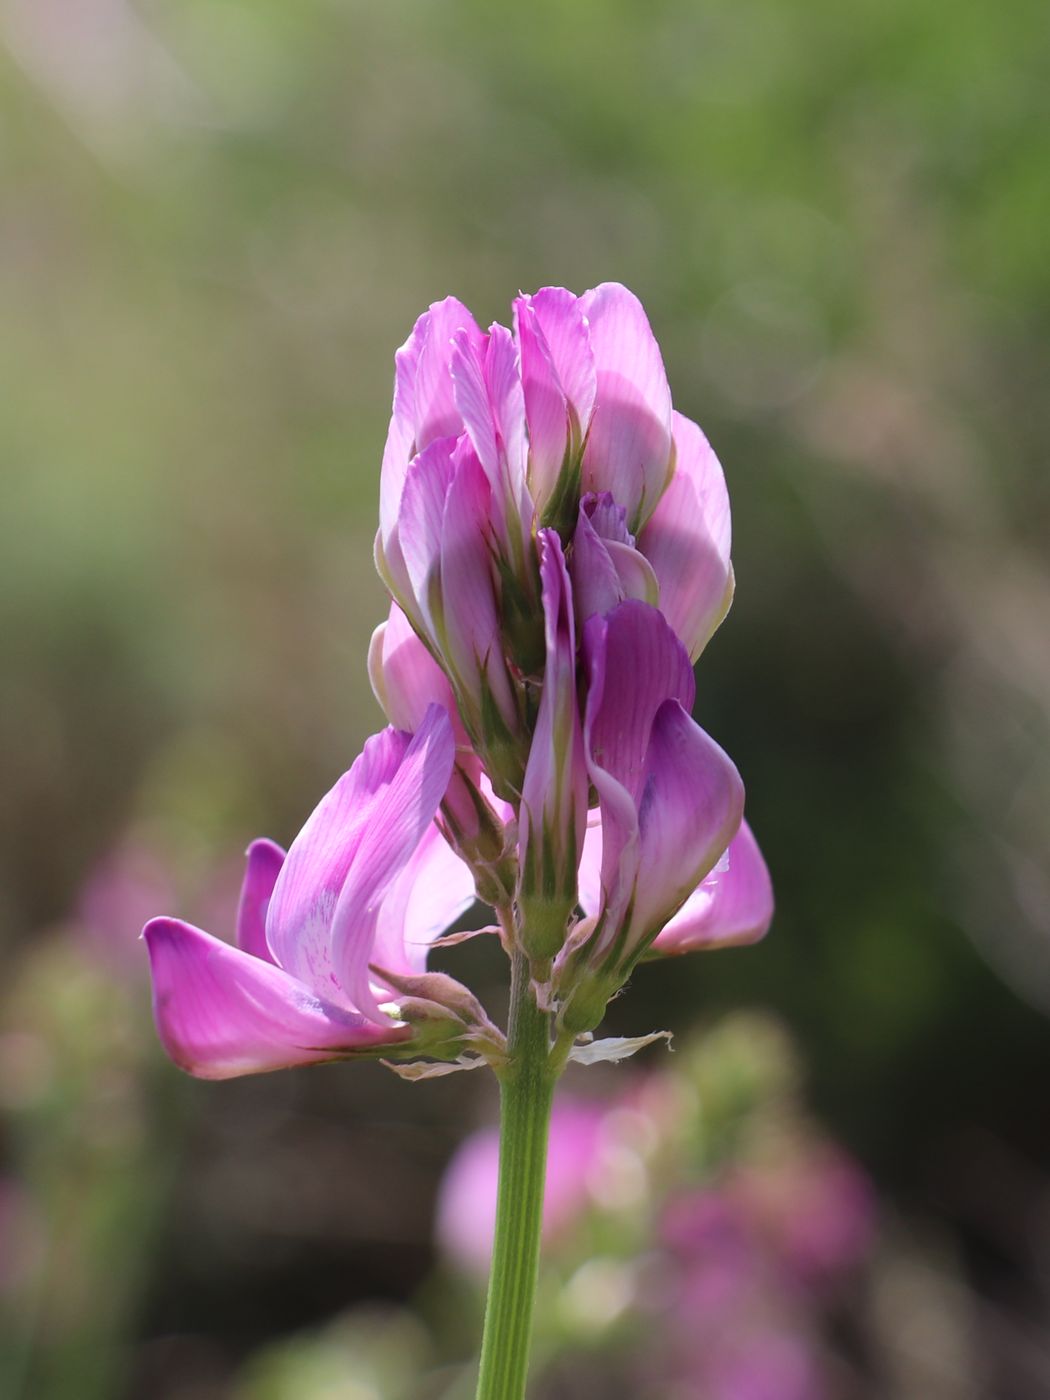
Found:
[77,842,175,972]
[436,1100,605,1273]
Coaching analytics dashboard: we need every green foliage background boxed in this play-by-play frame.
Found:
[1,1,1047,1396]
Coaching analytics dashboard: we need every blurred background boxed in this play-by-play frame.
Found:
[2,0,1048,1395]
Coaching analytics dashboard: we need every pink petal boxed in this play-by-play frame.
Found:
[580,282,673,530]
[368,602,468,746]
[439,444,518,735]
[372,822,476,979]
[571,494,659,626]
[631,699,744,941]
[411,297,483,453]
[514,287,595,510]
[519,531,587,929]
[144,918,405,1080]
[235,838,285,963]
[582,601,695,936]
[265,710,455,1016]
[651,820,773,953]
[377,297,482,555]
[328,708,457,1018]
[639,411,733,660]
[397,435,458,640]
[450,324,532,562]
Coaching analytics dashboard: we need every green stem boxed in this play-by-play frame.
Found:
[475,951,557,1400]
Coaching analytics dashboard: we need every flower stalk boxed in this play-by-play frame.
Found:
[475,948,558,1400]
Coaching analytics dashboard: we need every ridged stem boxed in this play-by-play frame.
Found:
[474,951,556,1400]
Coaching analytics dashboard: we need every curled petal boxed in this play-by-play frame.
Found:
[580,283,673,530]
[652,820,773,954]
[571,494,659,627]
[235,839,285,963]
[266,709,455,1017]
[639,411,733,660]
[631,699,744,942]
[379,297,482,554]
[144,918,405,1081]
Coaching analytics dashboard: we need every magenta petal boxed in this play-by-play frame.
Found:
[579,283,673,529]
[144,918,405,1080]
[639,411,733,660]
[439,445,517,733]
[571,502,628,623]
[632,699,745,940]
[652,820,773,954]
[235,839,286,963]
[582,601,696,935]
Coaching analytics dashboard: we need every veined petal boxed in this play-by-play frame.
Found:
[144,918,405,1081]
[397,435,458,640]
[265,710,455,1014]
[378,298,482,553]
[630,699,744,944]
[439,444,518,736]
[265,727,410,998]
[329,707,457,1019]
[639,411,733,660]
[580,282,673,530]
[235,839,285,963]
[411,297,483,453]
[652,820,773,954]
[529,287,596,433]
[372,822,476,980]
[514,287,595,510]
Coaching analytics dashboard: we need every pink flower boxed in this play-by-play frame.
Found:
[375,283,736,775]
[556,602,745,1027]
[144,706,475,1079]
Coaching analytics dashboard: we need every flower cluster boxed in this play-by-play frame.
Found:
[144,283,772,1078]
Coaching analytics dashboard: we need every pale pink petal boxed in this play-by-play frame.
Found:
[265,711,455,1016]
[396,435,458,640]
[652,820,773,953]
[514,287,595,510]
[144,918,405,1081]
[580,282,673,529]
[639,411,733,660]
[329,708,457,1018]
[265,726,411,999]
[411,297,483,453]
[235,838,285,963]
[368,602,468,746]
[373,822,475,979]
[529,287,596,431]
